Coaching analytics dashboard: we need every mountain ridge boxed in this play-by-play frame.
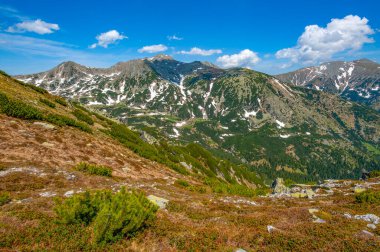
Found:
[276,59,380,111]
[13,56,380,182]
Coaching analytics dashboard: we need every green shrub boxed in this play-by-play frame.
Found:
[0,92,43,120]
[15,79,48,94]
[74,162,112,177]
[0,70,11,78]
[92,111,114,125]
[175,179,190,187]
[0,92,91,133]
[369,170,380,178]
[45,114,92,133]
[54,191,110,225]
[204,178,268,197]
[54,97,68,106]
[55,188,158,244]
[39,98,56,108]
[72,109,94,125]
[355,190,380,204]
[0,192,11,206]
[93,188,158,243]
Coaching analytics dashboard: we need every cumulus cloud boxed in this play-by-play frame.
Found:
[167,35,183,40]
[217,49,260,68]
[138,44,168,53]
[178,47,222,56]
[90,30,127,49]
[6,19,59,34]
[276,15,375,64]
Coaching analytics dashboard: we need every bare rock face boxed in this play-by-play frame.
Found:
[139,130,158,145]
[271,178,290,194]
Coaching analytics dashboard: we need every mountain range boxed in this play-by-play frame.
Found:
[15,55,380,181]
[276,59,380,111]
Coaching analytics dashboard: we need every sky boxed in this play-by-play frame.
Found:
[0,0,379,75]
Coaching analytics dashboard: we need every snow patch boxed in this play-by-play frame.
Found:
[146,82,157,102]
[275,120,285,129]
[244,109,258,118]
[175,121,187,127]
[273,78,294,97]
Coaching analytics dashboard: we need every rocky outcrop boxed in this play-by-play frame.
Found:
[139,130,158,145]
[271,178,290,194]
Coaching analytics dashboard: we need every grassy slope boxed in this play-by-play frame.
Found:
[0,71,265,191]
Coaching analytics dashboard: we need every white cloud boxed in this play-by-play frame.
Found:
[0,33,135,74]
[90,30,127,49]
[167,35,183,40]
[6,19,59,34]
[178,47,222,56]
[138,44,168,53]
[217,49,260,68]
[0,33,83,58]
[276,15,375,64]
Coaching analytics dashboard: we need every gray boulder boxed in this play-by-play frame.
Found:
[271,178,290,194]
[147,195,169,209]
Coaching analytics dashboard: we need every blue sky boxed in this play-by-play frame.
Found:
[0,0,379,75]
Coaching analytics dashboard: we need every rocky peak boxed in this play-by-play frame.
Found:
[148,54,174,61]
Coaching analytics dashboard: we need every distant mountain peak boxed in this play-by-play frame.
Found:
[354,58,378,64]
[148,54,174,61]
[58,61,84,68]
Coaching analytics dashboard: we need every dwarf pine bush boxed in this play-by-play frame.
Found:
[72,109,94,125]
[39,98,56,108]
[54,191,110,225]
[0,92,43,120]
[369,170,380,178]
[54,97,68,106]
[93,188,158,243]
[73,162,112,177]
[16,80,48,94]
[54,188,158,244]
[355,190,380,204]
[0,192,11,206]
[45,114,92,133]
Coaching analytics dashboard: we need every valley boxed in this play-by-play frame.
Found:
[16,56,380,182]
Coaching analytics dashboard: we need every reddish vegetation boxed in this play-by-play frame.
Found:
[0,116,380,251]
[0,114,177,181]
